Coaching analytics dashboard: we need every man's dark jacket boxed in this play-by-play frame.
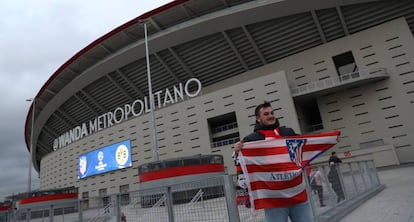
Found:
[243,120,298,142]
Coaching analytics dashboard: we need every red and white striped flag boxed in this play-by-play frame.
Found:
[238,130,340,210]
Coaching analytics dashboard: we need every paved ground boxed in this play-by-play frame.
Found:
[339,163,414,222]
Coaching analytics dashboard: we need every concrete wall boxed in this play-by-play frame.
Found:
[40,18,414,197]
[40,70,298,196]
[230,17,414,165]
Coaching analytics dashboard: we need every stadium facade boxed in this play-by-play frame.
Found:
[24,0,414,199]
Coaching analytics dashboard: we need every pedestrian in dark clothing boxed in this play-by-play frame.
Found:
[121,212,127,222]
[328,152,345,202]
[328,151,342,165]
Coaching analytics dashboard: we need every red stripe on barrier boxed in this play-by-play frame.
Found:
[19,193,78,205]
[0,205,11,211]
[139,163,224,182]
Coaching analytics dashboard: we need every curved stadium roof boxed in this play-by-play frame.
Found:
[25,0,414,171]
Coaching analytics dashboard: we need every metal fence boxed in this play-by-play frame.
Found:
[306,160,383,222]
[4,160,383,222]
[9,200,80,222]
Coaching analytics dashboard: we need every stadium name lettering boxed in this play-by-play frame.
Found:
[53,78,202,151]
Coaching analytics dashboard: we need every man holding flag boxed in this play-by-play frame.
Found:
[233,102,340,222]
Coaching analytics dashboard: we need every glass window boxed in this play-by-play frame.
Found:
[99,188,107,197]
[120,184,129,193]
[120,185,130,205]
[332,51,358,78]
[184,158,200,166]
[210,155,223,164]
[139,164,149,174]
[82,192,89,199]
[165,160,181,168]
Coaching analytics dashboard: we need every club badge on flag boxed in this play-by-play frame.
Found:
[286,139,306,167]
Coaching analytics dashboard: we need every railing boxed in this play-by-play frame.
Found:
[88,202,112,222]
[304,123,324,133]
[9,160,383,222]
[128,198,140,209]
[291,68,389,97]
[118,175,239,222]
[185,189,204,210]
[139,195,167,221]
[305,160,384,222]
[0,211,11,222]
[211,137,240,148]
[211,122,238,134]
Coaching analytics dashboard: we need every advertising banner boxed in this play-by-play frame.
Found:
[78,140,132,179]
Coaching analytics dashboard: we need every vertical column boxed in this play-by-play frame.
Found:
[78,199,83,222]
[165,186,175,222]
[370,160,381,186]
[365,161,374,188]
[50,205,54,222]
[337,163,348,199]
[223,175,240,222]
[349,162,359,195]
[26,208,30,222]
[358,162,368,191]
[115,194,121,222]
[303,168,316,220]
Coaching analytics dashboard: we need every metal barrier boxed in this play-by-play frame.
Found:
[14,202,80,222]
[305,160,384,222]
[7,160,383,222]
[0,211,11,222]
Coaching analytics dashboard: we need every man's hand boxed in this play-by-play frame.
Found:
[234,140,244,154]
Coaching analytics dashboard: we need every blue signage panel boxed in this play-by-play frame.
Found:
[78,140,132,179]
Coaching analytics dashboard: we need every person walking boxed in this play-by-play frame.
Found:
[121,212,127,222]
[328,153,345,203]
[328,152,342,165]
[310,168,326,207]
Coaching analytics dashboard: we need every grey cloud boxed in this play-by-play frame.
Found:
[0,0,170,200]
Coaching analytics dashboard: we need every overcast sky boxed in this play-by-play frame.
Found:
[0,0,171,200]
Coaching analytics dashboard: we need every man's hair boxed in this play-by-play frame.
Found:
[331,151,336,155]
[254,101,272,117]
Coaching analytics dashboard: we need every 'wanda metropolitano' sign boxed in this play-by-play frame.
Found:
[53,78,202,151]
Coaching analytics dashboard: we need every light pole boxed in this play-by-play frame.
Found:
[140,19,159,161]
[26,98,35,194]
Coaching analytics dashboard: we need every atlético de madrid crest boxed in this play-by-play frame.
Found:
[286,139,306,167]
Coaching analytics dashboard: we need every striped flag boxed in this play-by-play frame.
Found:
[238,130,340,210]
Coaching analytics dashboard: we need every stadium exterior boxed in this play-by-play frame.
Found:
[24,0,414,199]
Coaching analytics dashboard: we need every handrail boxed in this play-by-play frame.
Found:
[140,195,167,220]
[211,137,240,148]
[304,123,324,133]
[186,189,204,210]
[128,198,140,209]
[211,122,238,134]
[88,202,111,222]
